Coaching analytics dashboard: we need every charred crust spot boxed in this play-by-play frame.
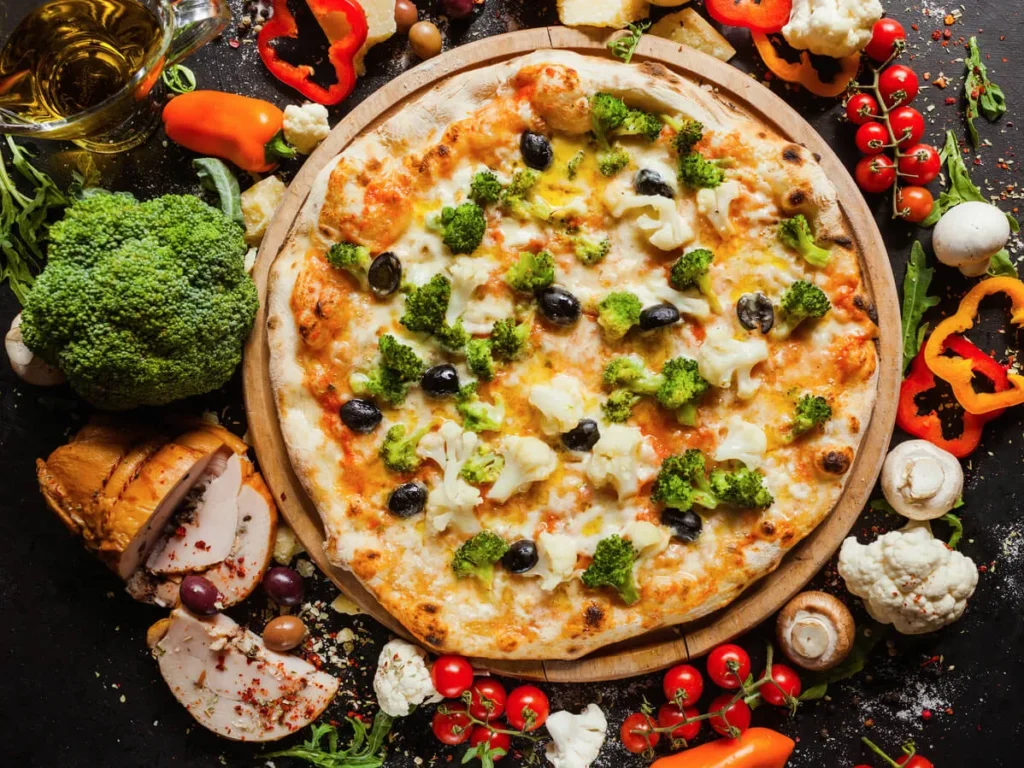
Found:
[832,235,854,249]
[584,603,605,629]
[821,448,853,475]
[639,61,672,80]
[781,531,796,545]
[425,633,445,647]
[436,144,450,157]
[421,603,439,615]
[761,520,776,536]
[314,301,325,319]
[787,189,808,208]
[853,295,879,325]
[758,131,768,140]
[782,145,803,164]
[365,157,383,174]
[813,152,822,162]
[365,551,379,560]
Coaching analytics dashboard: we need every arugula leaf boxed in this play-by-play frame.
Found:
[964,37,1007,147]
[941,512,964,549]
[799,622,887,701]
[462,742,507,768]
[193,158,243,226]
[607,21,651,64]
[900,242,940,373]
[987,249,1018,277]
[265,712,394,767]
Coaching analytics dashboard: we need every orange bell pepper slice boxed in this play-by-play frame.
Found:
[752,32,861,98]
[923,276,1024,414]
[651,727,795,768]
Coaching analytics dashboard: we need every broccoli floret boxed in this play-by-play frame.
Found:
[469,171,502,206]
[499,170,552,221]
[663,116,704,154]
[466,338,496,381]
[597,145,631,177]
[678,152,724,189]
[618,109,664,142]
[379,334,426,380]
[505,251,555,293]
[490,317,531,362]
[456,383,504,433]
[19,193,257,410]
[777,280,831,336]
[567,150,585,179]
[438,202,486,255]
[602,389,641,423]
[399,275,467,349]
[590,93,629,147]
[603,356,663,395]
[379,424,429,472]
[778,215,831,268]
[452,531,509,586]
[792,394,832,437]
[651,450,718,511]
[327,241,371,285]
[708,466,774,509]
[597,292,642,340]
[656,357,710,424]
[670,248,721,312]
[351,334,425,406]
[459,445,505,485]
[572,234,611,266]
[434,318,469,352]
[580,535,639,605]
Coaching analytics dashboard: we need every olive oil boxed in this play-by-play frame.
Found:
[0,0,163,125]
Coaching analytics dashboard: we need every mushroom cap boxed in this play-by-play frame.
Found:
[5,313,65,387]
[881,439,963,521]
[933,201,1011,276]
[776,591,855,672]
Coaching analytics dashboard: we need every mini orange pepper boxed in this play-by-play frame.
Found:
[752,32,861,98]
[923,276,1024,414]
[651,727,796,768]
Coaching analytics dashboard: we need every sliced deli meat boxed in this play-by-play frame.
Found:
[149,608,338,741]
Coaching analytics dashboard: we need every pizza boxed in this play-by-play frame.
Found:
[266,51,879,660]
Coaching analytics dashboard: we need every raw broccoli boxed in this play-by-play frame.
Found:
[327,241,371,284]
[708,466,774,509]
[597,145,631,177]
[490,317,531,362]
[379,424,429,472]
[663,115,705,154]
[439,202,486,254]
[572,233,611,266]
[602,389,642,423]
[466,338,496,381]
[651,450,719,512]
[500,170,552,221]
[776,280,831,336]
[452,531,509,586]
[460,445,505,485]
[670,248,721,311]
[778,215,831,268]
[19,193,257,410]
[469,170,502,206]
[505,250,555,293]
[580,534,639,605]
[351,334,425,406]
[400,275,467,349]
[597,292,642,340]
[619,109,664,142]
[590,93,629,147]
[791,394,832,437]
[603,356,663,395]
[567,150,585,179]
[656,357,709,425]
[456,383,504,433]
[678,152,724,189]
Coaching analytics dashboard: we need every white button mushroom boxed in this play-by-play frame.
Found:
[776,591,855,672]
[881,440,963,521]
[5,312,64,386]
[932,201,1011,277]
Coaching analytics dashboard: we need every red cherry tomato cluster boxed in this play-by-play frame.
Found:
[860,737,935,768]
[847,17,937,223]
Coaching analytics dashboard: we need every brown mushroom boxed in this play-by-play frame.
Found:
[775,591,855,672]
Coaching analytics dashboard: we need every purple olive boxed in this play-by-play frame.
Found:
[179,574,220,616]
[440,0,475,19]
[262,566,305,606]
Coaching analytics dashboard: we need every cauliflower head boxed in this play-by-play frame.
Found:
[585,424,658,499]
[528,375,586,436]
[488,435,558,503]
[603,179,694,252]
[783,0,884,59]
[838,523,979,635]
[697,322,769,400]
[372,639,442,717]
[417,421,483,534]
[545,703,608,768]
[283,102,331,154]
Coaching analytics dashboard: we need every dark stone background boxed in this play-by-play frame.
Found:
[1,1,1021,766]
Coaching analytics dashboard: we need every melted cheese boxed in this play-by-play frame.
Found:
[714,417,768,469]
[696,180,741,237]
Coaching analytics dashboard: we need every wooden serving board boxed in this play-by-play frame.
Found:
[242,27,901,683]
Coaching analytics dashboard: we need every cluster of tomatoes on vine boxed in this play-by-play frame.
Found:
[846,18,940,223]
[618,642,802,755]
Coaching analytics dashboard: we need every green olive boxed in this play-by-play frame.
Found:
[262,615,307,652]
[395,0,418,34]
[409,21,442,60]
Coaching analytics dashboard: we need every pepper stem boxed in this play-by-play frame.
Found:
[265,131,297,163]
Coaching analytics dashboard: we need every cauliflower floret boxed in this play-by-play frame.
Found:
[545,703,608,768]
[713,417,768,469]
[488,436,558,503]
[240,175,286,246]
[783,0,884,59]
[623,520,670,558]
[698,322,769,399]
[283,102,331,154]
[696,180,741,238]
[604,181,695,252]
[372,638,442,717]
[446,257,495,327]
[837,522,979,635]
[585,425,658,499]
[528,375,586,436]
[417,421,482,533]
[534,531,579,591]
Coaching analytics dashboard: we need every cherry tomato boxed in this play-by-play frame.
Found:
[865,18,906,62]
[662,664,704,706]
[708,694,751,737]
[505,685,549,732]
[855,154,897,194]
[468,726,511,758]
[897,757,935,768]
[897,186,935,223]
[879,65,920,108]
[706,644,751,690]
[759,664,802,706]
[888,107,925,148]
[468,677,507,721]
[855,122,890,155]
[898,143,941,185]
[657,702,701,743]
[431,706,472,745]
[431,655,474,698]
[846,94,880,126]
[619,712,660,754]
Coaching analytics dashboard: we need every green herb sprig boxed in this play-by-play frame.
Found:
[162,64,197,95]
[607,21,651,65]
[265,712,394,767]
[964,37,1006,147]
[900,242,940,373]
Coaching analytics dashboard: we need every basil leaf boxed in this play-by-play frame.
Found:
[901,242,940,373]
[192,158,243,226]
[799,622,887,701]
[964,37,1006,147]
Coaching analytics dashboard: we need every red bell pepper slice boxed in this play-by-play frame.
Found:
[257,0,368,106]
[706,0,793,34]
[896,334,1009,458]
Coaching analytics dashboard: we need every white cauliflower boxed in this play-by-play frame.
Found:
[417,421,482,533]
[488,436,558,503]
[528,375,586,436]
[545,703,607,768]
[837,522,979,635]
[283,102,331,154]
[372,639,442,717]
[713,417,768,470]
[783,0,884,59]
[698,322,769,400]
[446,257,496,327]
[696,180,740,238]
[535,531,579,591]
[585,425,658,499]
[603,181,694,251]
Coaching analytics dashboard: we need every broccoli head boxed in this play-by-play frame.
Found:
[678,152,724,189]
[466,338,496,381]
[327,241,371,284]
[400,275,467,349]
[669,117,705,155]
[439,202,486,255]
[351,334,425,406]
[708,466,774,509]
[791,394,832,437]
[590,93,629,147]
[567,150,585,179]
[20,193,257,410]
[452,531,509,586]
[656,357,709,425]
[572,233,611,266]
[379,424,429,472]
[597,145,631,177]
[469,170,502,206]
[618,109,664,142]
[602,389,641,423]
[459,445,505,485]
[434,318,469,352]
[506,250,555,293]
[490,317,531,362]
[597,292,642,340]
[580,534,639,605]
[379,334,426,380]
[778,215,831,268]
[777,280,831,337]
[456,383,505,433]
[603,356,663,395]
[500,170,552,221]
[670,248,721,312]
[651,450,718,512]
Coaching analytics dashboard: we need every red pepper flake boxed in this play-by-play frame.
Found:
[174,526,187,538]
[216,654,227,672]
[943,29,953,40]
[945,96,957,105]
[934,75,949,89]
[864,718,875,728]
[195,540,210,551]
[921,655,941,668]
[931,30,943,41]
[946,707,955,715]
[979,564,988,572]
[229,38,240,48]
[922,709,933,721]
[944,14,956,25]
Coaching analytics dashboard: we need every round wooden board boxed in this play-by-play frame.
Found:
[243,26,900,683]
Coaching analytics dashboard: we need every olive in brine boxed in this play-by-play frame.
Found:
[639,303,681,331]
[536,286,581,326]
[368,252,402,296]
[662,508,702,542]
[562,419,600,452]
[737,292,774,333]
[340,399,382,433]
[634,168,675,199]
[388,482,428,518]
[502,539,539,573]
[421,364,460,397]
[520,131,553,171]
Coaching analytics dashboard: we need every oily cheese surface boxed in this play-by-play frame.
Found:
[266,51,879,660]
